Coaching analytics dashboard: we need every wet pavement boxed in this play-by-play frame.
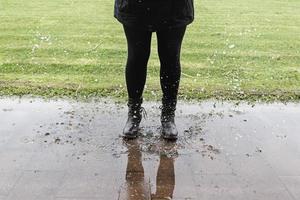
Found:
[0,96,300,200]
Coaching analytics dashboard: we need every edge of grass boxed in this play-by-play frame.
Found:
[1,84,300,104]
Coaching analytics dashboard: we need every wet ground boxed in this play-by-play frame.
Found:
[0,96,300,200]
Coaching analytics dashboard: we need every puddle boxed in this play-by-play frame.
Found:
[1,96,300,199]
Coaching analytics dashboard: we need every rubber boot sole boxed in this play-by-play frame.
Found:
[161,130,178,140]
[122,133,138,139]
[122,128,140,139]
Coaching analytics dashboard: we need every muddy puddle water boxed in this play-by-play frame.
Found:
[0,96,300,200]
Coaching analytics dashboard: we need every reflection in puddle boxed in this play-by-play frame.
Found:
[4,98,299,199]
[122,139,176,200]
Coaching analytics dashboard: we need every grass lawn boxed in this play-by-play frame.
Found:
[0,0,300,101]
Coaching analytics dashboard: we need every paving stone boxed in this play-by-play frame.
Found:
[189,153,233,175]
[6,170,65,200]
[0,170,23,196]
[227,155,294,200]
[0,149,33,171]
[203,115,263,156]
[55,153,124,199]
[193,174,245,200]
[262,148,300,176]
[279,176,300,200]
[0,196,7,200]
[24,146,73,171]
[55,169,120,199]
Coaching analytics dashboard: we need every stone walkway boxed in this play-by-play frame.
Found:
[0,97,300,200]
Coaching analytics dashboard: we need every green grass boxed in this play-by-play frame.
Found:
[0,0,300,102]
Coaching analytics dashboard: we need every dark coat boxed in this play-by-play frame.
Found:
[114,0,194,31]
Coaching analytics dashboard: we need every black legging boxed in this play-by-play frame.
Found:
[123,25,187,101]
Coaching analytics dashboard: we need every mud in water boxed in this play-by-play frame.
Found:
[1,96,300,199]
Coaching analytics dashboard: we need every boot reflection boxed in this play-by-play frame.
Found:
[151,142,176,200]
[123,140,149,200]
[123,140,176,200]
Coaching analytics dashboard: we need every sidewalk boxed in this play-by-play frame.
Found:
[0,97,299,200]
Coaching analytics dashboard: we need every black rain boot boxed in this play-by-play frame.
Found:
[160,98,178,140]
[122,97,146,139]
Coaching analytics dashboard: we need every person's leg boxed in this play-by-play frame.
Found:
[156,26,186,101]
[156,26,187,139]
[123,25,152,99]
[122,25,152,138]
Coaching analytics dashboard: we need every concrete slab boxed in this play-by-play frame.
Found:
[0,170,23,196]
[0,96,300,200]
[279,176,300,200]
[6,170,65,200]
